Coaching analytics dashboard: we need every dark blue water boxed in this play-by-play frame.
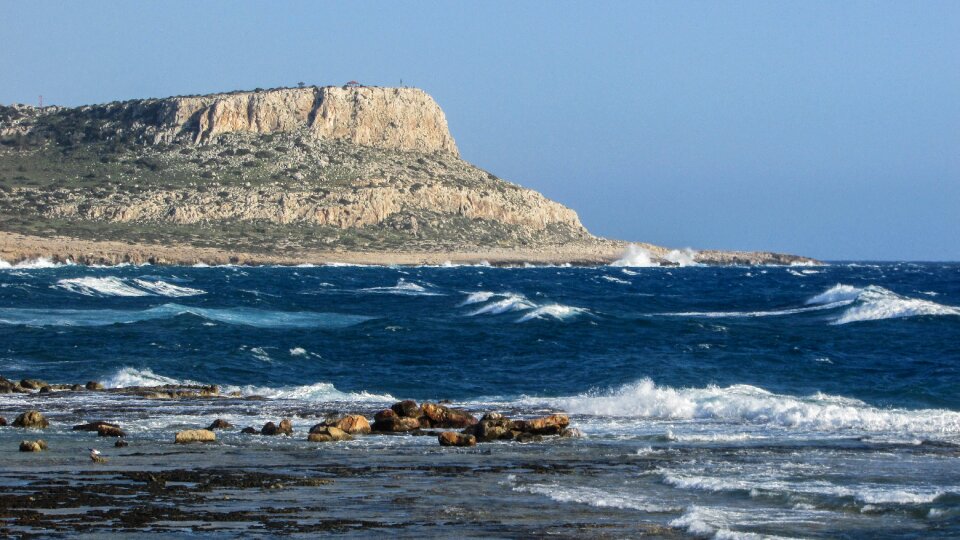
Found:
[1,262,957,408]
[1,261,959,537]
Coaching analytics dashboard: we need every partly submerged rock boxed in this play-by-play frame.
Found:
[174,429,216,443]
[421,402,477,429]
[19,439,47,452]
[19,379,48,390]
[12,410,49,429]
[438,432,476,447]
[372,410,420,432]
[307,426,353,443]
[241,427,258,435]
[97,425,126,438]
[261,419,293,436]
[207,418,233,430]
[514,414,569,435]
[73,421,120,432]
[85,381,105,391]
[317,415,371,435]
[391,400,422,418]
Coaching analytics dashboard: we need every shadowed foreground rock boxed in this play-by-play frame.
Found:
[12,410,49,429]
[19,439,48,452]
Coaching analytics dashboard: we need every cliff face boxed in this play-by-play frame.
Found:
[3,86,459,155]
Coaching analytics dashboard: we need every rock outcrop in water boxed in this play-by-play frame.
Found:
[0,85,817,265]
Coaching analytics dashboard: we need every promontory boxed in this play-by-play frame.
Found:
[0,85,815,266]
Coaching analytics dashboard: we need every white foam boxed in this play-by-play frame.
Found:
[806,284,862,305]
[56,277,152,297]
[516,304,587,322]
[513,483,679,513]
[467,294,535,315]
[0,257,70,269]
[132,279,205,297]
[834,285,960,324]
[545,378,960,440]
[290,347,307,356]
[362,279,441,296]
[460,291,497,305]
[665,248,700,267]
[610,245,657,267]
[671,506,807,539]
[601,275,631,285]
[102,367,393,403]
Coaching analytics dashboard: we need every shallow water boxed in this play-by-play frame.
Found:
[1,261,958,537]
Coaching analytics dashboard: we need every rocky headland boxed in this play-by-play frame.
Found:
[0,85,816,266]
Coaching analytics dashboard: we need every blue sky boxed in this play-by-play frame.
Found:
[2,2,958,260]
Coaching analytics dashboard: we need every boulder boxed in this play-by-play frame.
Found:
[115,439,129,448]
[0,417,6,426]
[71,384,85,391]
[438,432,476,447]
[19,439,48,452]
[373,409,396,422]
[12,410,49,429]
[514,414,569,435]
[85,381,105,391]
[421,402,477,429]
[174,429,216,443]
[207,418,233,430]
[469,412,516,442]
[38,386,52,394]
[97,425,126,437]
[241,427,257,434]
[559,427,583,438]
[391,400,422,418]
[317,414,371,435]
[307,426,353,443]
[372,414,421,432]
[73,421,120,432]
[19,379,48,390]
[261,419,293,436]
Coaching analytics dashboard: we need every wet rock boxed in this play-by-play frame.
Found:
[174,429,216,443]
[261,419,293,436]
[115,439,129,448]
[207,418,233,430]
[512,431,543,443]
[514,414,569,435]
[0,417,6,426]
[372,410,420,432]
[391,400,422,418]
[38,386,52,394]
[317,414,371,435]
[97,425,126,438]
[70,384,85,391]
[19,379,48,390]
[241,427,257,434]
[421,402,477,428]
[307,426,353,443]
[438,431,476,447]
[19,439,47,452]
[85,381,104,391]
[73,421,120,432]
[559,427,583,438]
[469,412,516,442]
[13,410,49,429]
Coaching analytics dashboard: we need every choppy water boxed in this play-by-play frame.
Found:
[1,259,959,538]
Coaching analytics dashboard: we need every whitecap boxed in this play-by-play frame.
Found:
[664,248,699,267]
[361,279,441,296]
[56,277,152,297]
[512,483,679,513]
[467,294,535,315]
[516,304,587,323]
[131,279,205,297]
[610,244,656,267]
[601,275,631,285]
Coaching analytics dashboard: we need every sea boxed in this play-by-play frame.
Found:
[0,258,958,538]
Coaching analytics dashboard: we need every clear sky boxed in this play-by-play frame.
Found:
[2,2,958,260]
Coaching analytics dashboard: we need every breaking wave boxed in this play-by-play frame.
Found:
[463,292,586,323]
[0,257,71,270]
[56,277,205,297]
[103,367,394,402]
[545,378,960,439]
[0,304,372,329]
[361,279,442,296]
[610,244,656,267]
[512,482,679,513]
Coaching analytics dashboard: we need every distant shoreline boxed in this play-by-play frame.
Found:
[0,231,819,267]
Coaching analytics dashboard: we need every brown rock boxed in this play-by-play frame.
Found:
[85,381,104,391]
[13,410,49,429]
[73,421,119,432]
[115,439,129,448]
[19,440,47,452]
[372,415,421,432]
[261,419,293,436]
[373,409,396,422]
[307,426,353,443]
[38,386,52,394]
[470,412,516,442]
[319,414,371,435]
[207,418,233,430]
[174,429,216,443]
[0,417,6,426]
[241,427,257,434]
[438,431,476,447]
[19,379,48,390]
[391,400,421,418]
[515,414,569,435]
[97,425,126,437]
[421,402,477,429]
